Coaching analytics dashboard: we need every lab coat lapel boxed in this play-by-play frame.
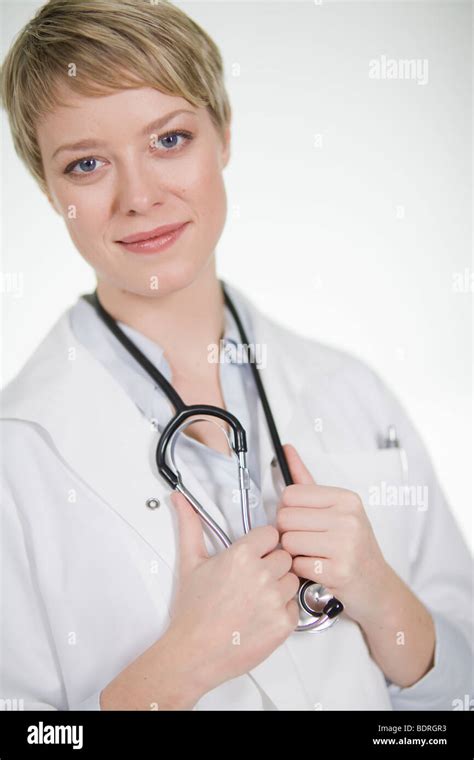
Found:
[2,296,312,711]
[0,296,302,565]
[0,311,233,571]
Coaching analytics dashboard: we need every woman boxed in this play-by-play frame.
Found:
[0,0,472,711]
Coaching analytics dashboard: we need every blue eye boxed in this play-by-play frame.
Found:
[160,133,180,149]
[64,156,106,177]
[76,158,97,173]
[63,129,193,179]
[151,129,193,152]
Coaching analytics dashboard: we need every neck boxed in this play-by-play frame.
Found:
[95,257,225,375]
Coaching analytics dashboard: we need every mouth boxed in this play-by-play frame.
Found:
[116,221,190,255]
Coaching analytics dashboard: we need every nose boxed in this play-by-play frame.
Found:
[115,155,166,216]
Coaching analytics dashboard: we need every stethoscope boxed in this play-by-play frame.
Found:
[83,281,344,632]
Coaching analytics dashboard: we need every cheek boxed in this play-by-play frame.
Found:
[62,192,110,250]
[198,172,227,244]
[182,148,227,225]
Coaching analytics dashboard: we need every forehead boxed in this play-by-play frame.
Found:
[36,85,204,153]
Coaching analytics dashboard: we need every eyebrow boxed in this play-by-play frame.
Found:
[51,108,198,160]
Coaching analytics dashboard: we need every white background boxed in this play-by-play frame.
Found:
[1,0,472,547]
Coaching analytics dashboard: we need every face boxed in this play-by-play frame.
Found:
[37,86,230,298]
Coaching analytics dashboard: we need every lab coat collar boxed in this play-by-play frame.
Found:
[0,281,308,710]
[1,281,300,550]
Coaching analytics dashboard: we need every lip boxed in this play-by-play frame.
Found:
[116,221,189,255]
[117,222,188,244]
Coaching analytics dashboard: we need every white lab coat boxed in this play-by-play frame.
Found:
[1,283,472,711]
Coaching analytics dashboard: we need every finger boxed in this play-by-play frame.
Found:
[261,548,293,579]
[281,530,334,558]
[281,483,339,508]
[233,524,280,558]
[283,443,316,485]
[285,598,300,629]
[277,506,336,533]
[171,490,209,576]
[277,572,300,603]
[292,555,335,587]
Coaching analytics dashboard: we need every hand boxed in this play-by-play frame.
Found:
[276,443,394,626]
[167,491,300,695]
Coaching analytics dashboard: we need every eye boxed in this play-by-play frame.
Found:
[63,129,193,179]
[64,157,106,177]
[150,129,194,153]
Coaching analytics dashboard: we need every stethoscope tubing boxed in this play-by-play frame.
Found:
[83,282,344,631]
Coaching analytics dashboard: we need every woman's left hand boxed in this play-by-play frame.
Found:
[276,443,395,626]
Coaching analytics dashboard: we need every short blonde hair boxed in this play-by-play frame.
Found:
[1,0,232,194]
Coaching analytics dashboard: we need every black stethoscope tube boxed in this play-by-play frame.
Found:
[83,284,248,488]
[221,284,294,486]
[83,281,344,628]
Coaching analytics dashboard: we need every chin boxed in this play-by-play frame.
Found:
[106,253,213,299]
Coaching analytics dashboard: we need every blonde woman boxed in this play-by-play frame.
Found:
[1,0,472,712]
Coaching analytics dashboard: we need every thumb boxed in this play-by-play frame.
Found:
[283,443,316,485]
[171,491,209,576]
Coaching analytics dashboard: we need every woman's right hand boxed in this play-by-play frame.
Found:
[99,493,299,710]
[166,491,300,696]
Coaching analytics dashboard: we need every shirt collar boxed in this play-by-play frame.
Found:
[70,288,256,433]
[114,298,245,374]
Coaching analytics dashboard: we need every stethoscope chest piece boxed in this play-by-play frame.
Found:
[84,282,345,634]
[297,580,343,632]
